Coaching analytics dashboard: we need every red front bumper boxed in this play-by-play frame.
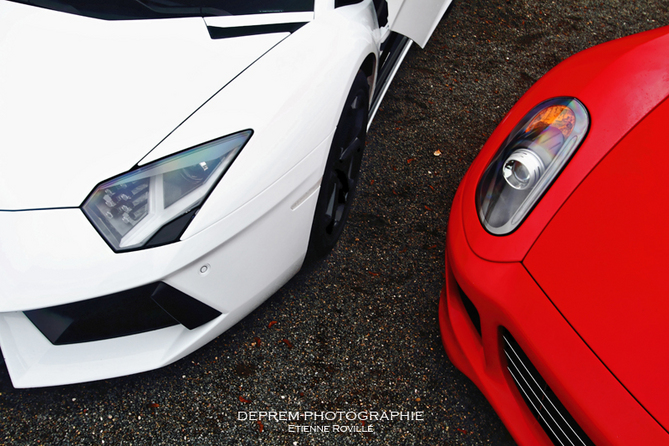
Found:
[439,185,667,445]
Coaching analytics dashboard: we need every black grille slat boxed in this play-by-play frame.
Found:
[502,331,596,446]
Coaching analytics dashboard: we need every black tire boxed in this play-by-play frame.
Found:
[306,70,369,261]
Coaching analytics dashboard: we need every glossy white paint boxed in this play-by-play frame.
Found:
[387,0,453,48]
[0,0,451,387]
[0,1,288,210]
[0,150,320,386]
[146,6,380,236]
[0,135,327,313]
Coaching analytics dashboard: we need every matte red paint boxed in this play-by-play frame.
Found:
[440,26,669,445]
[525,95,669,432]
[461,26,669,262]
[440,185,667,445]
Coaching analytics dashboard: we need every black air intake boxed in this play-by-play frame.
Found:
[25,283,221,345]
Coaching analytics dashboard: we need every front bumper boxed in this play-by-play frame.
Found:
[438,185,668,445]
[0,135,330,388]
[0,201,308,388]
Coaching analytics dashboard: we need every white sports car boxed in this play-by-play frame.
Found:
[0,0,451,387]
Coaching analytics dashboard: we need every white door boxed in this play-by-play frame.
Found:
[387,0,453,47]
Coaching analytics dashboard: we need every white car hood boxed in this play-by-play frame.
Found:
[0,2,290,210]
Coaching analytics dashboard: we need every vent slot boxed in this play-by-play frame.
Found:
[502,330,595,446]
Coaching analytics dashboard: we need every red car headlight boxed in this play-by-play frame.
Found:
[476,97,589,235]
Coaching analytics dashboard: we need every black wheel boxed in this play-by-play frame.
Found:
[306,70,369,261]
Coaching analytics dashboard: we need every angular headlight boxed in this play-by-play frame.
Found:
[82,130,252,251]
[476,98,589,235]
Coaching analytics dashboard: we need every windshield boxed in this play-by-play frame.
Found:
[7,0,314,20]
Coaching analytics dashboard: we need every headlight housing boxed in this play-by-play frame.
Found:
[476,98,589,235]
[82,130,252,251]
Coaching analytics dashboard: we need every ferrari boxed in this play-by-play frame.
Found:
[439,26,669,445]
[0,0,452,388]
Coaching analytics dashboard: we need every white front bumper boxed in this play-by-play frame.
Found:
[0,134,331,388]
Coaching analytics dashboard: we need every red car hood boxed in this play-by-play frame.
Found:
[524,96,669,430]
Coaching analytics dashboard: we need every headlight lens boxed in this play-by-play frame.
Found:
[476,98,589,235]
[82,130,252,251]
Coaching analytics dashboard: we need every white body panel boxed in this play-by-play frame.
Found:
[0,0,452,387]
[0,1,291,210]
[146,6,379,235]
[387,0,453,47]
[0,161,319,386]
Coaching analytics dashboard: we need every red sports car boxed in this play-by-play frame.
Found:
[439,26,669,445]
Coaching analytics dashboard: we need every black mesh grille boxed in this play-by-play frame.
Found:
[502,329,596,446]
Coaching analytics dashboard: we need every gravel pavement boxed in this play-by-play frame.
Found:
[2,1,668,445]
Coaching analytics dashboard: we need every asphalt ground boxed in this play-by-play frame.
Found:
[1,1,667,445]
